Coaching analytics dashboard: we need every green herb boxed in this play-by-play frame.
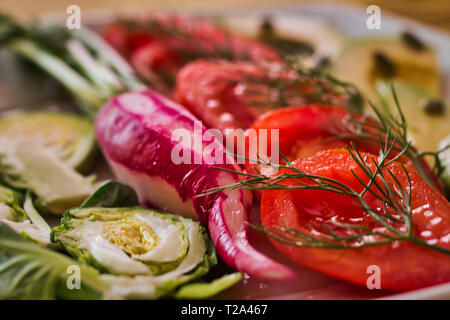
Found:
[321,83,445,191]
[197,86,448,255]
[80,180,139,208]
[201,141,448,255]
[225,62,363,112]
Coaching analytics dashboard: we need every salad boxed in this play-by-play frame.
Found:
[0,10,448,299]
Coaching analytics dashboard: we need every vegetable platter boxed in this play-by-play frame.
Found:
[0,3,449,299]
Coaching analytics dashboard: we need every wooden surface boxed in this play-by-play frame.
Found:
[1,0,449,33]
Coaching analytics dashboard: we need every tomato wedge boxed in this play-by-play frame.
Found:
[261,148,450,291]
[244,106,443,196]
[175,60,283,131]
[174,60,355,133]
[102,14,282,89]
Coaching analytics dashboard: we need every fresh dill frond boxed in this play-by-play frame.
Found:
[196,86,449,254]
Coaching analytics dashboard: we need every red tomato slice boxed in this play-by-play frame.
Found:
[244,106,443,196]
[174,60,279,131]
[261,148,450,291]
[102,14,282,89]
[130,42,182,94]
[174,59,357,133]
[102,22,130,55]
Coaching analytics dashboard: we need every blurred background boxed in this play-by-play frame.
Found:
[1,0,449,32]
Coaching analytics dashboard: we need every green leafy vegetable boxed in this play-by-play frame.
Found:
[173,272,242,299]
[0,183,26,219]
[0,138,95,214]
[0,14,144,115]
[0,185,51,245]
[0,112,96,172]
[52,207,192,275]
[23,192,51,237]
[51,182,241,300]
[81,180,139,208]
[0,111,98,214]
[0,222,104,299]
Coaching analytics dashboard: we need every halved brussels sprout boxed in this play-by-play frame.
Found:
[52,207,190,275]
[0,112,96,171]
[0,184,51,245]
[0,184,26,221]
[51,206,228,299]
[0,221,104,300]
[47,182,241,299]
[0,138,95,214]
[0,111,96,213]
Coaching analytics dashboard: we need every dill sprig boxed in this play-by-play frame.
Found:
[119,16,363,111]
[222,63,363,112]
[197,87,449,255]
[200,140,449,255]
[319,83,445,191]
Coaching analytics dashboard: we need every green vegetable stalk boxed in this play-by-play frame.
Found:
[0,14,144,116]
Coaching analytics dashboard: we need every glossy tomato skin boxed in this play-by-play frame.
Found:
[175,60,282,132]
[130,42,182,94]
[102,22,130,55]
[102,14,282,89]
[174,60,354,134]
[261,149,450,291]
[244,105,353,162]
[244,105,366,199]
[245,106,444,197]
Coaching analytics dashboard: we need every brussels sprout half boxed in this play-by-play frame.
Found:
[0,112,96,171]
[0,138,95,214]
[0,184,51,245]
[52,207,192,275]
[0,112,97,214]
[51,206,225,299]
[0,184,26,221]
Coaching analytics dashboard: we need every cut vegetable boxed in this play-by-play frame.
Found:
[51,205,234,299]
[0,138,95,214]
[244,105,443,196]
[260,149,450,290]
[0,112,96,171]
[0,184,26,220]
[173,272,242,299]
[0,222,104,299]
[175,59,361,133]
[0,185,51,245]
[330,37,440,102]
[102,14,282,89]
[99,222,217,299]
[95,89,294,280]
[80,180,139,209]
[52,207,192,275]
